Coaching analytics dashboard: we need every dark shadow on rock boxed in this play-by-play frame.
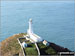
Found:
[49,42,71,52]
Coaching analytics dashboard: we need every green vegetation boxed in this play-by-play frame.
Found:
[20,38,31,44]
[25,47,38,56]
[20,38,26,43]
[37,42,47,48]
[37,42,56,55]
[28,43,36,47]
[45,47,56,54]
[24,42,56,55]
[25,40,31,44]
[24,43,38,56]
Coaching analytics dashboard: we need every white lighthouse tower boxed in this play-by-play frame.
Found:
[28,19,33,34]
[27,19,43,42]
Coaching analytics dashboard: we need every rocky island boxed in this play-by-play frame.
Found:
[0,19,74,56]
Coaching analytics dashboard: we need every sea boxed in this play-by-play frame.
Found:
[1,1,74,51]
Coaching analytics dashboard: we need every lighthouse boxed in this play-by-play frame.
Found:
[28,19,33,34]
[27,19,43,42]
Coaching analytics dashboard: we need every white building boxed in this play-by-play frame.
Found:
[22,42,27,48]
[43,40,49,46]
[27,19,43,42]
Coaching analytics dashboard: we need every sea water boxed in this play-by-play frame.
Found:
[1,1,74,51]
